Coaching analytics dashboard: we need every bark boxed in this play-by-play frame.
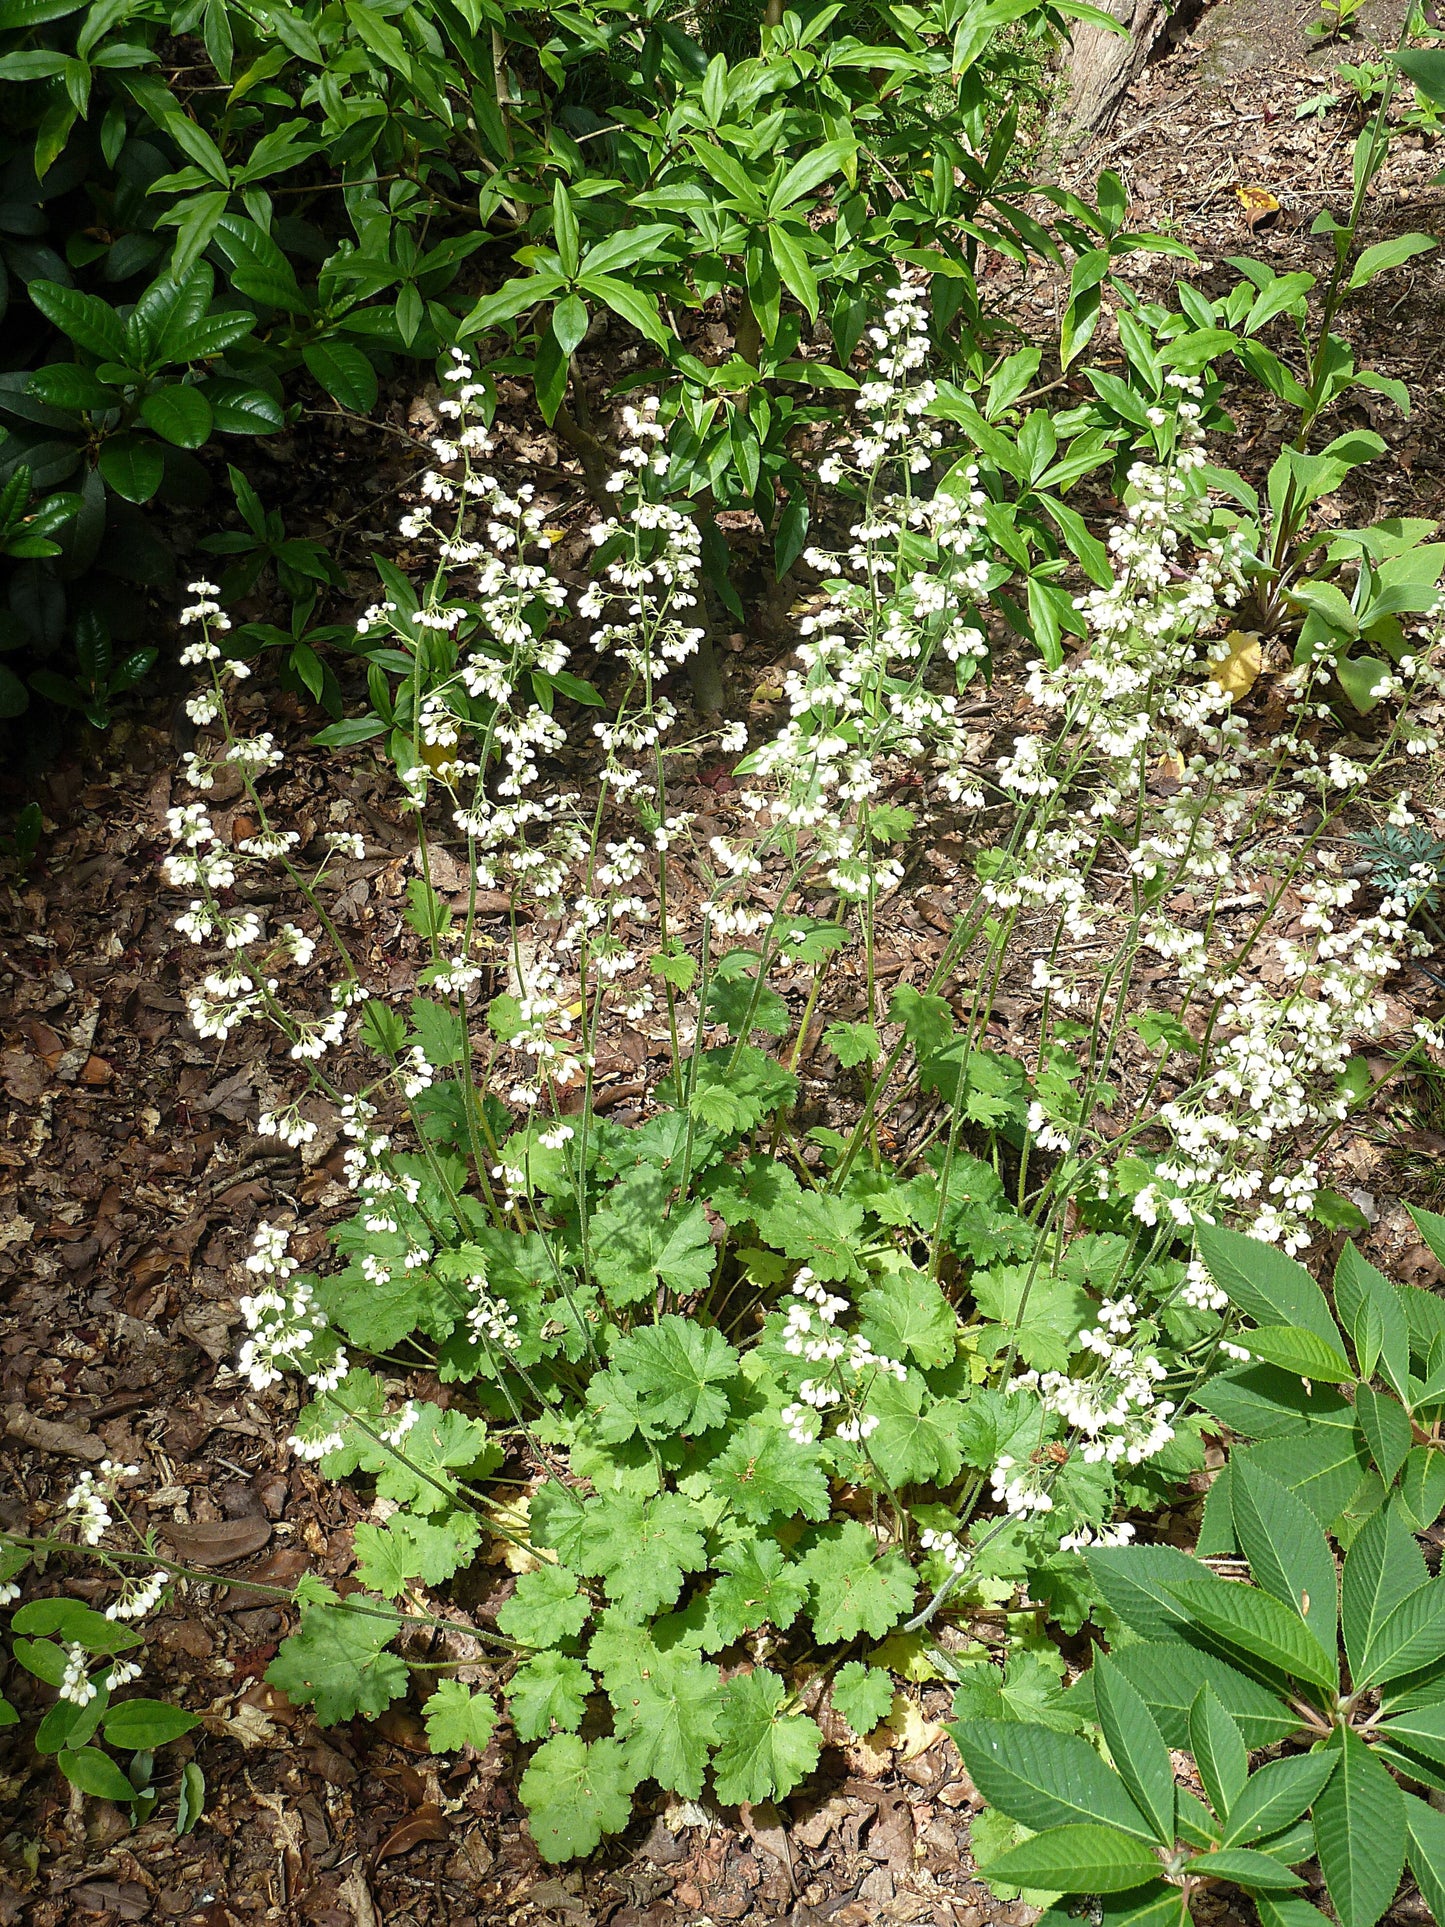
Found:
[1065,0,1169,134]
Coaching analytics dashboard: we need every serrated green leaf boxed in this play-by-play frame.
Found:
[1190,1685,1248,1822]
[496,1564,591,1647]
[591,1169,715,1306]
[1187,1848,1305,1891]
[971,1264,1093,1373]
[700,1537,809,1650]
[1398,1447,1445,1531]
[1355,1387,1412,1487]
[954,1720,1156,1840]
[1335,1244,1409,1395]
[266,1603,408,1724]
[1194,1223,1345,1350]
[1376,1703,1445,1767]
[1244,1325,1354,1383]
[1404,1790,1445,1921]
[518,1734,637,1864]
[1360,1578,1445,1686]
[1094,1656,1175,1846]
[712,1666,822,1805]
[1084,1544,1202,1642]
[1220,1750,1337,1847]
[703,1419,829,1525]
[832,1661,895,1736]
[1342,1506,1428,1682]
[610,1645,722,1798]
[1230,1457,1338,1652]
[1312,1726,1405,1927]
[508,1652,594,1742]
[801,1521,915,1643]
[424,1679,497,1753]
[1169,1578,1336,1691]
[984,1824,1161,1894]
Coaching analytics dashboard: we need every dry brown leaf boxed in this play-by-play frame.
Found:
[162,1516,272,1565]
[374,1803,449,1862]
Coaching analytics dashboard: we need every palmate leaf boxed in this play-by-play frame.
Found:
[352,1510,481,1598]
[855,1373,964,1487]
[800,1521,915,1642]
[1312,1727,1405,1927]
[703,1418,830,1524]
[970,1264,1093,1373]
[519,1734,638,1864]
[609,1645,723,1798]
[266,1602,407,1724]
[831,1661,896,1736]
[423,1680,497,1753]
[495,1563,591,1647]
[1229,1458,1338,1653]
[507,1652,593,1742]
[532,1486,707,1618]
[607,1315,739,1437]
[953,1720,1156,1841]
[858,1266,957,1368]
[983,1823,1162,1894]
[590,1168,715,1307]
[1093,1656,1175,1847]
[712,1666,823,1804]
[700,1537,809,1650]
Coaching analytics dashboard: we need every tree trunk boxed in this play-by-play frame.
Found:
[1065,0,1168,134]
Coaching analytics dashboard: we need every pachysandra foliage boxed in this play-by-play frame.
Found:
[92,255,1444,1877]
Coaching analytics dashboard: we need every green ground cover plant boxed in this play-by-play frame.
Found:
[4,1,1445,1910]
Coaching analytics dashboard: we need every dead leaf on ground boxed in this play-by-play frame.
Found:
[162,1516,273,1564]
[374,1803,449,1862]
[883,1691,944,1763]
[1236,184,1279,229]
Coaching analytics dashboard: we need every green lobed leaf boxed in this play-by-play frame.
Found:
[832,1661,896,1736]
[859,1267,957,1369]
[495,1564,591,1648]
[800,1521,916,1643]
[423,1680,497,1753]
[518,1734,638,1864]
[712,1666,823,1805]
[700,1537,809,1650]
[265,1603,407,1724]
[609,1645,722,1798]
[507,1652,594,1742]
[702,1419,829,1525]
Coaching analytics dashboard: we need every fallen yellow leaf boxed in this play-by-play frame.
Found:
[884,1690,944,1762]
[1208,629,1263,702]
[1235,185,1279,230]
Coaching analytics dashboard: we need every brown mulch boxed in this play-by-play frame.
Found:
[5,4,1445,1921]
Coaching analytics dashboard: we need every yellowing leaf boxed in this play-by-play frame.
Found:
[867,1632,944,1682]
[884,1690,943,1762]
[1209,631,1263,702]
[1236,185,1280,230]
[490,1496,541,1572]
